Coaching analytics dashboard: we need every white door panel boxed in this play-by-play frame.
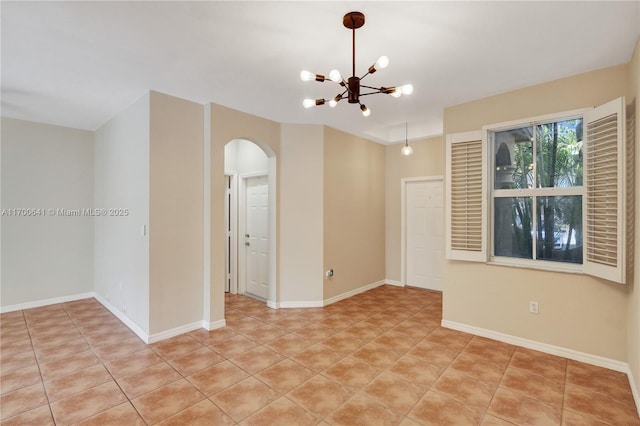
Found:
[406,179,444,291]
[245,176,269,299]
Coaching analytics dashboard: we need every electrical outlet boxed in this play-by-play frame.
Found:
[529,301,539,314]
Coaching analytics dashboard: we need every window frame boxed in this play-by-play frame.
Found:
[483,108,589,273]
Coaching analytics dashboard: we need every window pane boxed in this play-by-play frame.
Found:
[536,119,583,188]
[494,127,533,189]
[536,196,583,264]
[494,197,533,259]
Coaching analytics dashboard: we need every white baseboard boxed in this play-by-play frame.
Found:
[203,319,226,331]
[385,279,404,287]
[148,321,203,344]
[266,300,279,309]
[279,301,324,308]
[1,292,96,313]
[93,293,150,343]
[442,319,640,416]
[323,280,386,306]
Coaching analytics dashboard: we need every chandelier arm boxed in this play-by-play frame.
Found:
[360,84,383,91]
[359,92,384,97]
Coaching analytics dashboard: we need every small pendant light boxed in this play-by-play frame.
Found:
[400,122,413,156]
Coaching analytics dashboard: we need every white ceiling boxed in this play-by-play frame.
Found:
[1,1,639,144]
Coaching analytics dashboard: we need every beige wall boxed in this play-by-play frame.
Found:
[1,118,94,308]
[209,104,280,319]
[148,91,204,334]
[443,64,631,360]
[323,126,385,300]
[628,36,640,401]
[280,124,324,304]
[384,136,444,282]
[94,94,150,334]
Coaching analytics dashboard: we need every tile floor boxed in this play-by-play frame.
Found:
[1,285,639,425]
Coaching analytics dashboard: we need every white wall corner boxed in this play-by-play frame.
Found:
[93,293,150,344]
[385,279,404,287]
[0,292,96,314]
[203,319,226,331]
[266,300,279,309]
[147,321,203,344]
[323,280,386,306]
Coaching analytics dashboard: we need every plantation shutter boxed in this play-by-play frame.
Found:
[446,131,486,262]
[583,97,626,284]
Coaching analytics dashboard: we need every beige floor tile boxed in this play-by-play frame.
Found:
[328,393,404,426]
[0,382,48,420]
[210,377,279,422]
[288,374,352,418]
[323,356,380,389]
[150,335,204,360]
[409,390,483,425]
[433,369,496,411]
[488,387,562,426]
[103,347,163,378]
[187,360,250,396]
[169,346,225,376]
[0,403,54,426]
[50,380,127,425]
[255,359,314,393]
[116,361,182,399]
[363,371,424,414]
[241,396,317,426]
[75,401,145,425]
[44,363,112,402]
[131,379,205,424]
[230,345,284,374]
[156,399,234,425]
[0,363,41,395]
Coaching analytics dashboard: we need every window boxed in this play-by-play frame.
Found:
[445,97,630,284]
[490,118,584,267]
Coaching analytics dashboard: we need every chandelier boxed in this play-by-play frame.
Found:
[300,11,413,117]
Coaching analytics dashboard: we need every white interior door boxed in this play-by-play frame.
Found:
[244,175,269,299]
[406,179,444,291]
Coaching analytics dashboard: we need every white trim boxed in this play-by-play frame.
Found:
[627,367,640,418]
[323,280,386,306]
[279,301,324,308]
[385,279,404,287]
[147,321,203,344]
[93,293,150,343]
[203,319,226,331]
[1,292,96,313]
[266,300,279,309]
[442,319,630,372]
[482,108,589,134]
[401,176,444,287]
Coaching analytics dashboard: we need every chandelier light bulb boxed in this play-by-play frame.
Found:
[328,97,339,107]
[390,89,402,98]
[375,56,389,69]
[329,70,342,83]
[300,70,315,81]
[303,98,315,108]
[399,84,414,95]
[360,104,371,117]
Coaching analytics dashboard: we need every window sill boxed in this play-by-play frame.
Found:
[487,258,583,275]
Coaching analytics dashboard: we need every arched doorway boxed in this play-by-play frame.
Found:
[223,139,276,304]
